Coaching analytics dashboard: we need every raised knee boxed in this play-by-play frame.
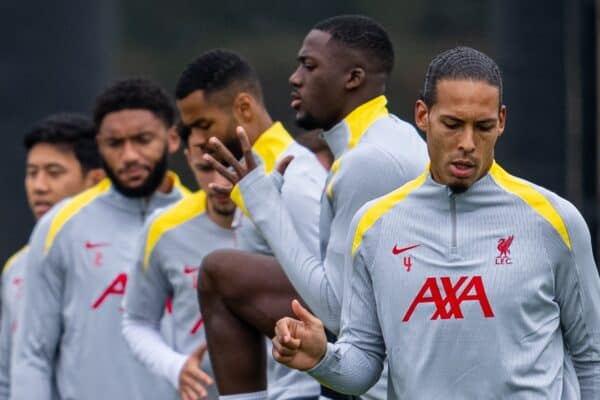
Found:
[198,250,224,296]
[199,249,248,302]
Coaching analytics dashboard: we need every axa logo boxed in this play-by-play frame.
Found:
[496,235,514,265]
[402,275,494,322]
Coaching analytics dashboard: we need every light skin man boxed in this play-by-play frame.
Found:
[0,113,104,399]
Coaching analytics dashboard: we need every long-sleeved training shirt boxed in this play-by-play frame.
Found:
[232,122,325,399]
[235,97,428,400]
[309,162,600,399]
[234,95,428,334]
[0,246,29,400]
[11,173,189,400]
[123,190,233,399]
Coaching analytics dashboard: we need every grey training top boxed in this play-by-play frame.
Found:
[12,175,188,400]
[235,95,428,333]
[310,163,600,399]
[235,96,428,400]
[123,190,234,399]
[0,246,29,400]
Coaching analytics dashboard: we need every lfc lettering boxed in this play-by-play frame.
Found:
[403,275,494,322]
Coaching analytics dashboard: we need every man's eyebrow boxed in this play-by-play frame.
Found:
[476,118,498,124]
[439,115,463,122]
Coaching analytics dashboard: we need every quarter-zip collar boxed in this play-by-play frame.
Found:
[104,171,189,217]
[322,95,389,161]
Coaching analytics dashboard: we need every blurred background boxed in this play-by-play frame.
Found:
[0,0,597,265]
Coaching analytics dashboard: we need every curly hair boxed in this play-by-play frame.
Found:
[93,78,175,129]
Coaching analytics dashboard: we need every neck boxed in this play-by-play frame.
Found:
[206,199,234,229]
[156,172,174,194]
[245,108,274,145]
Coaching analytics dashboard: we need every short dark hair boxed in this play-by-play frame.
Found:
[24,113,101,173]
[93,78,175,129]
[175,49,263,104]
[421,46,503,108]
[313,15,394,76]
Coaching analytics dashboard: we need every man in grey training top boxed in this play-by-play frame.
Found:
[272,47,600,399]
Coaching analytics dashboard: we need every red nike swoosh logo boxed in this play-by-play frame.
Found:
[85,241,110,249]
[392,244,420,255]
[183,266,199,274]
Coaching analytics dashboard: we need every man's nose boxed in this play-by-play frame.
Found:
[457,127,476,153]
[121,140,141,162]
[289,66,301,87]
[32,172,50,193]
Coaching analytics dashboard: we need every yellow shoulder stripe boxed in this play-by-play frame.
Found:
[44,179,111,254]
[252,122,294,173]
[143,190,207,269]
[490,162,571,249]
[169,171,192,197]
[2,245,29,274]
[230,185,249,217]
[352,168,429,257]
[230,122,293,217]
[327,96,389,199]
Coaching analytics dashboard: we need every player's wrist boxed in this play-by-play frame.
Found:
[169,353,189,389]
[307,342,335,372]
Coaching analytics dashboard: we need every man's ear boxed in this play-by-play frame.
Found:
[497,105,507,137]
[414,99,430,133]
[167,126,180,155]
[232,92,255,123]
[345,67,366,90]
[83,168,106,188]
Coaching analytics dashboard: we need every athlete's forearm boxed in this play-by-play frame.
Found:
[308,342,383,395]
[122,313,188,389]
[0,294,10,400]
[11,258,60,399]
[554,200,600,398]
[236,169,341,332]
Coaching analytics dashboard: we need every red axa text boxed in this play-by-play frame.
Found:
[402,275,494,322]
[92,273,127,309]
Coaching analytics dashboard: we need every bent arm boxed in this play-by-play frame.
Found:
[236,169,341,332]
[0,281,10,400]
[308,215,385,394]
[123,234,186,389]
[555,201,600,399]
[122,313,187,389]
[11,235,61,399]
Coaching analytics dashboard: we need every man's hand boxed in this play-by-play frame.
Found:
[203,126,257,195]
[272,299,328,371]
[178,344,213,400]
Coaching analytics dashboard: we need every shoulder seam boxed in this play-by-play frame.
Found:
[2,245,29,274]
[489,162,571,250]
[44,179,111,254]
[352,168,429,257]
[143,191,207,269]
